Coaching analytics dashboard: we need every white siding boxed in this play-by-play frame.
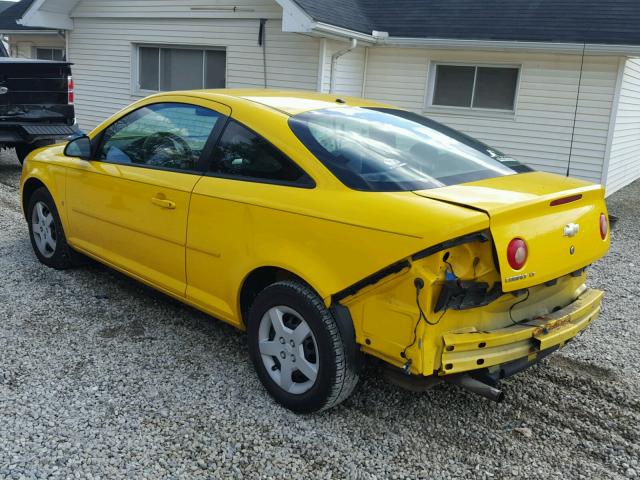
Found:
[72,0,282,19]
[607,58,640,194]
[318,40,366,96]
[68,2,319,130]
[364,47,621,184]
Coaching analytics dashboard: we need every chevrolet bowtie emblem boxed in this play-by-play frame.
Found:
[0,87,8,95]
[563,223,580,237]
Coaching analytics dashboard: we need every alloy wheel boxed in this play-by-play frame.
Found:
[31,201,57,258]
[257,305,319,394]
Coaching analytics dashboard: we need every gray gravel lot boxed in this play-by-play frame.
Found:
[1,149,639,479]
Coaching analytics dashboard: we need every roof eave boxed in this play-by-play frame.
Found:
[311,23,640,55]
[17,0,74,30]
[382,36,640,55]
[0,29,59,34]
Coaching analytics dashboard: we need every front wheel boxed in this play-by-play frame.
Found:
[27,187,79,269]
[247,280,359,413]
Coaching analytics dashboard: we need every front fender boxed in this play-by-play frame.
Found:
[20,145,68,227]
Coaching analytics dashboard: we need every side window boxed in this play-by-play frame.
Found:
[210,119,311,185]
[97,103,221,172]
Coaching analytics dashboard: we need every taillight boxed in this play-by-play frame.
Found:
[507,238,528,270]
[599,213,608,240]
[68,76,74,105]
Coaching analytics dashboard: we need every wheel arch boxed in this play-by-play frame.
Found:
[21,177,48,219]
[238,266,317,327]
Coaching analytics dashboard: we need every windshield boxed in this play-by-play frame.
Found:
[289,107,530,192]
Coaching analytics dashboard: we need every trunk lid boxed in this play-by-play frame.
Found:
[413,171,610,292]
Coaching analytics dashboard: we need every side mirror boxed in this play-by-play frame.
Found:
[64,135,92,160]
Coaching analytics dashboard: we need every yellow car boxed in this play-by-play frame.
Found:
[20,89,610,412]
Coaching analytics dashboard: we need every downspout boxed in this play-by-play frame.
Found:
[329,38,357,94]
[259,19,267,88]
[361,46,369,97]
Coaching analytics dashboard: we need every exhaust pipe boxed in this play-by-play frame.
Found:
[445,374,504,403]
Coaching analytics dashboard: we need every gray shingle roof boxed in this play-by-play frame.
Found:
[293,0,640,45]
[0,0,51,32]
[0,1,15,14]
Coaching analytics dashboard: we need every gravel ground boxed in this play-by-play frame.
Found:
[1,149,639,480]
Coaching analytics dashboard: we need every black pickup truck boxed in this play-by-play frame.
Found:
[0,57,81,163]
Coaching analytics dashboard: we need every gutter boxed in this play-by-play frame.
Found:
[313,22,376,44]
[377,36,640,56]
[309,21,640,56]
[0,30,60,35]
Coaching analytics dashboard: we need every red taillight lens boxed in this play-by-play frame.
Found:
[599,213,608,240]
[68,76,74,105]
[507,238,528,270]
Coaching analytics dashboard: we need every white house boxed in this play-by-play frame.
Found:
[10,0,640,195]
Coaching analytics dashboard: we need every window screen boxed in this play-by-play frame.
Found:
[138,46,226,92]
[160,49,203,90]
[205,50,226,88]
[210,120,311,185]
[139,47,160,90]
[473,67,519,110]
[432,65,475,108]
[432,64,519,111]
[35,48,64,61]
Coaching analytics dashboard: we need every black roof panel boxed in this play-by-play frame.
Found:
[293,0,640,45]
[0,0,50,32]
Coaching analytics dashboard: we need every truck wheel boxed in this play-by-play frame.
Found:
[27,187,78,269]
[247,280,359,413]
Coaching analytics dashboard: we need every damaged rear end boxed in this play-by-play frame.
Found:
[335,172,609,400]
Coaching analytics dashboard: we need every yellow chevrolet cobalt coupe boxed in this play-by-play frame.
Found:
[21,90,610,412]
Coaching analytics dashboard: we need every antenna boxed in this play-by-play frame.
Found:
[566,41,586,177]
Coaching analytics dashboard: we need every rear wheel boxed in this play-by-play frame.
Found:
[247,280,359,413]
[27,187,78,269]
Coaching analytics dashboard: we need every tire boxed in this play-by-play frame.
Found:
[15,145,30,164]
[27,187,79,269]
[15,141,51,164]
[247,280,359,413]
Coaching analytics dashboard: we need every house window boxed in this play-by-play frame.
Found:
[137,46,226,92]
[431,64,519,111]
[35,48,65,61]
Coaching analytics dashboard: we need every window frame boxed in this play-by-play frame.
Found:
[205,117,316,189]
[91,101,229,176]
[425,62,522,115]
[132,44,227,96]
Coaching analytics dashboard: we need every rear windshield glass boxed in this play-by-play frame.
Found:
[289,107,530,192]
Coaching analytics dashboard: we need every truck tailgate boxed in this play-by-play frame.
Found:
[0,59,73,122]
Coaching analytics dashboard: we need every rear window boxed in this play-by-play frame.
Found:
[289,107,529,192]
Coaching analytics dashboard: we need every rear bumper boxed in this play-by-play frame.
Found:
[439,288,603,376]
[0,124,80,145]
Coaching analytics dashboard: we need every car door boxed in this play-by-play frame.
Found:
[186,119,314,324]
[65,99,229,297]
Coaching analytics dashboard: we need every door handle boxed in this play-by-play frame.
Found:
[151,197,176,209]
